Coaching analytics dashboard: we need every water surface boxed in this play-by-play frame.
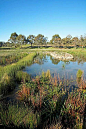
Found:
[23,55,86,79]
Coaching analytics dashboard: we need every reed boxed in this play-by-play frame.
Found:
[61,90,85,128]
[16,70,66,126]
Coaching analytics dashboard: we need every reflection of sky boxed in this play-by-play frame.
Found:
[23,56,86,79]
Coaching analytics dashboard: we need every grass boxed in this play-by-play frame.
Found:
[0,70,66,128]
[0,52,28,65]
[0,47,86,128]
[0,69,86,128]
[0,102,40,129]
[0,70,86,128]
[61,90,85,129]
[0,52,37,95]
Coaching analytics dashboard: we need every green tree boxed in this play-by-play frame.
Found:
[72,37,79,48]
[42,37,48,46]
[5,42,14,47]
[66,34,72,45]
[35,34,44,47]
[27,35,35,47]
[8,32,18,47]
[16,34,27,48]
[84,34,86,47]
[0,42,4,47]
[50,34,61,47]
[80,35,84,49]
[61,38,66,47]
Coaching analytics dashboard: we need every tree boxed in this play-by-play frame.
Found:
[61,38,66,46]
[50,34,61,47]
[0,42,4,47]
[72,37,79,48]
[8,32,18,47]
[84,34,86,47]
[27,35,35,47]
[35,34,44,47]
[80,35,84,49]
[66,34,72,45]
[16,34,27,48]
[42,37,48,46]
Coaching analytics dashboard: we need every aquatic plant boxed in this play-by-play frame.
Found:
[16,70,66,127]
[77,77,86,93]
[46,69,51,79]
[76,69,83,84]
[76,69,83,78]
[61,91,85,128]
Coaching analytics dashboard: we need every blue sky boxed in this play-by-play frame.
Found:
[0,0,86,42]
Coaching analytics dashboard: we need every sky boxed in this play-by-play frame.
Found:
[0,0,86,42]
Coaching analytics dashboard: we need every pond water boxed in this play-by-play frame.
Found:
[23,54,86,80]
[1,54,86,102]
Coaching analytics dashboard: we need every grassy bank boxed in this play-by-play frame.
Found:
[0,52,37,95]
[0,52,28,65]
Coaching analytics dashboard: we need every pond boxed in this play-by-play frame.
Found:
[1,53,86,129]
[1,53,86,101]
[23,54,86,80]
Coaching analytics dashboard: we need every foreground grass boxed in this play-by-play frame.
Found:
[0,70,86,129]
[0,70,66,129]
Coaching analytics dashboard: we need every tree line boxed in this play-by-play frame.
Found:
[0,32,86,48]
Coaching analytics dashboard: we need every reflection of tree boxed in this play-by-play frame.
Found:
[50,56,60,65]
[34,54,47,65]
[61,61,70,70]
[72,56,85,65]
[63,60,70,65]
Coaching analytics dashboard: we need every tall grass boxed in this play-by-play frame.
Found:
[0,102,40,129]
[61,90,85,129]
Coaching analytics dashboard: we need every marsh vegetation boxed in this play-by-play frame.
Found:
[0,49,86,129]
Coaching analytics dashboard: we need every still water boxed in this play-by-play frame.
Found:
[23,55,86,79]
[2,54,86,101]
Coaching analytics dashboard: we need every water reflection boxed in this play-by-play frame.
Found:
[23,54,86,79]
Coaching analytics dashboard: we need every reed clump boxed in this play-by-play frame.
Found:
[61,90,85,128]
[16,70,66,127]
